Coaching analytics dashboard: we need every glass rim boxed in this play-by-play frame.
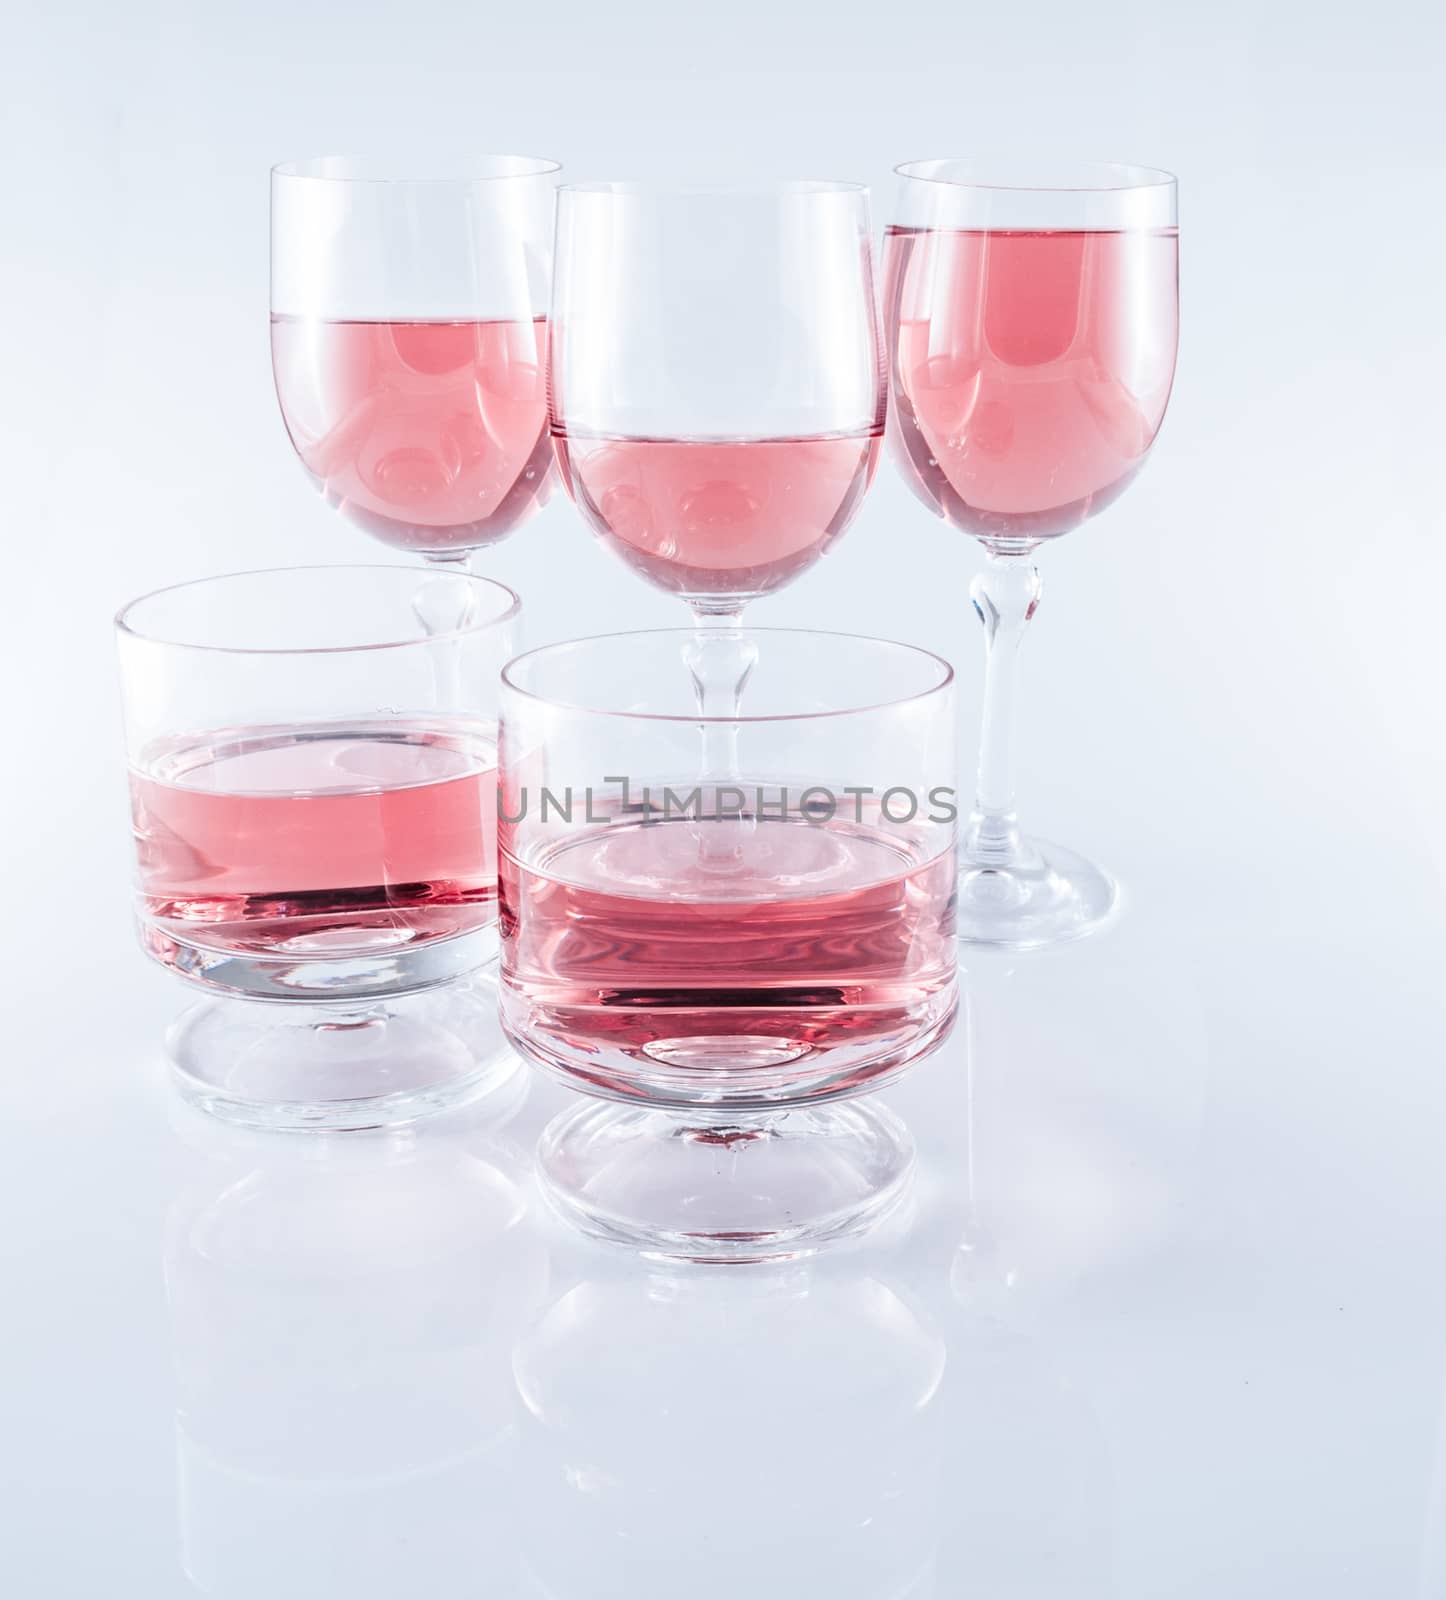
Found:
[556,178,869,199]
[501,627,954,725]
[271,154,562,186]
[114,565,521,656]
[894,157,1177,194]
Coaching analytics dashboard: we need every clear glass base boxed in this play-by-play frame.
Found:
[168,970,518,1131]
[141,920,494,1001]
[536,1099,914,1264]
[956,836,1118,949]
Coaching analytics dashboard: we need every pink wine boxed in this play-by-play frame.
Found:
[883,228,1178,542]
[131,720,498,960]
[552,432,880,601]
[500,813,956,1094]
[271,317,551,556]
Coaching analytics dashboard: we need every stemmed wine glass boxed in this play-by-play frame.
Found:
[884,160,1179,946]
[548,181,884,774]
[270,156,559,574]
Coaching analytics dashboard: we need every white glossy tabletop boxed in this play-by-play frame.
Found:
[6,771,1446,1597]
[5,1,1445,1591]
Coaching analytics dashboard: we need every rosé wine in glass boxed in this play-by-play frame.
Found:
[547,178,884,780]
[271,317,551,558]
[131,719,499,965]
[885,160,1179,950]
[497,626,957,1261]
[501,811,956,1086]
[552,431,881,602]
[883,226,1178,543]
[116,565,521,1131]
[270,156,558,566]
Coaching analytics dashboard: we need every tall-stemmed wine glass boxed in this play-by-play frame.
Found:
[548,181,884,776]
[270,156,559,574]
[884,160,1178,946]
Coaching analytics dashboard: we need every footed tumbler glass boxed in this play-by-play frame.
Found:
[498,627,958,1261]
[117,565,519,1129]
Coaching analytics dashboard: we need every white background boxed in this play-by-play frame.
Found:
[3,1,1445,1594]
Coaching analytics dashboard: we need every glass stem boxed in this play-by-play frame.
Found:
[682,606,758,785]
[965,551,1042,869]
[413,552,476,708]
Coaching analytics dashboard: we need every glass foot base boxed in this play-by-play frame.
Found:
[536,1099,914,1263]
[167,970,518,1131]
[956,836,1118,949]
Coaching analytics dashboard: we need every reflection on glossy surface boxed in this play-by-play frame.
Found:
[512,1262,945,1598]
[54,885,1434,1599]
[164,1093,546,1597]
[922,914,1207,1595]
[950,918,1208,1308]
[933,1285,1116,1595]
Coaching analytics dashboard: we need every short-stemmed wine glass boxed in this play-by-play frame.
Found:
[270,156,559,573]
[548,182,885,775]
[884,160,1178,946]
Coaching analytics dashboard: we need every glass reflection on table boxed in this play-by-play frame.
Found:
[512,1258,946,1599]
[164,1087,546,1597]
